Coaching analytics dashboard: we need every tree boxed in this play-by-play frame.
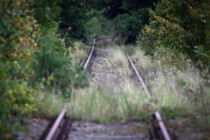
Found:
[33,0,62,28]
[59,0,97,42]
[141,0,209,68]
[97,0,159,44]
[98,0,159,19]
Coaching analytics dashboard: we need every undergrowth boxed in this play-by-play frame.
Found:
[38,46,193,124]
[129,45,210,130]
[36,43,209,138]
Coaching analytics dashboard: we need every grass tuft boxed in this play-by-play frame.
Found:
[36,92,65,118]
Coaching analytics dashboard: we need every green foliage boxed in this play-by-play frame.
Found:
[98,0,159,19]
[33,0,61,27]
[85,10,115,41]
[59,0,97,42]
[115,14,142,44]
[161,107,188,119]
[95,0,157,44]
[0,0,89,138]
[113,8,149,44]
[0,0,40,138]
[140,0,209,68]
[33,35,89,94]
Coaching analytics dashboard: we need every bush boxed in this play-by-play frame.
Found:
[0,1,39,138]
[140,0,209,68]
[114,8,149,44]
[33,35,89,94]
[0,1,89,138]
[85,10,115,41]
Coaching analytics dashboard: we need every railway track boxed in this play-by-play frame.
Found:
[40,39,97,140]
[40,109,73,140]
[127,55,174,140]
[41,38,174,140]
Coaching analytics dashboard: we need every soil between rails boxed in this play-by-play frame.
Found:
[90,48,123,89]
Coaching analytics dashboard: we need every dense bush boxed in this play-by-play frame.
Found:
[97,0,157,44]
[115,14,143,44]
[59,0,97,43]
[114,8,149,44]
[0,0,89,138]
[0,0,39,138]
[33,0,61,27]
[33,35,89,94]
[140,0,209,68]
[85,10,115,41]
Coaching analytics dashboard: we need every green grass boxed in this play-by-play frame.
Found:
[66,82,149,123]
[64,46,190,123]
[128,45,210,130]
[36,44,209,130]
[71,42,90,64]
[36,80,188,123]
[36,92,65,118]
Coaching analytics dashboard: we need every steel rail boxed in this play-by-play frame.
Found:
[84,39,96,69]
[44,38,97,140]
[127,55,151,98]
[45,108,66,140]
[127,54,171,140]
[43,39,97,140]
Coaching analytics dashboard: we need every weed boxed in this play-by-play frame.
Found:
[36,92,65,118]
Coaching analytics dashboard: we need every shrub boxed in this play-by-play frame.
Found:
[33,35,89,94]
[85,10,115,41]
[115,14,143,44]
[140,0,209,68]
[0,0,39,138]
[115,8,149,44]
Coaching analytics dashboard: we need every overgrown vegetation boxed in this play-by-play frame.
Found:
[0,1,40,138]
[40,47,192,124]
[66,47,190,123]
[0,0,209,139]
[128,45,210,130]
[0,0,89,139]
[140,0,209,68]
[99,0,209,68]
[85,10,115,41]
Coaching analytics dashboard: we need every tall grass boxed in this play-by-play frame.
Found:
[107,47,131,78]
[37,44,209,127]
[65,47,190,123]
[71,42,90,64]
[129,45,210,125]
[67,81,149,123]
[36,92,65,118]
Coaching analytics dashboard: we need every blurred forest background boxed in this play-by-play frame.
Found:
[0,0,209,139]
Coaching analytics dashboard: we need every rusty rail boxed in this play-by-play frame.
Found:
[44,109,67,140]
[42,39,97,140]
[127,54,171,140]
[84,39,96,69]
[127,55,151,98]
[42,108,72,140]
